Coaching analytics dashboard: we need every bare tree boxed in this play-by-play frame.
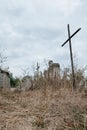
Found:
[0,50,7,68]
[21,67,30,77]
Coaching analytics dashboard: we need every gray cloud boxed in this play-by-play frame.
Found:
[0,0,86,76]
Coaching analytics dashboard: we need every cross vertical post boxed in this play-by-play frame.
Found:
[67,24,76,89]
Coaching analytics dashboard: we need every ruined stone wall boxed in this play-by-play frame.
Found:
[0,72,10,88]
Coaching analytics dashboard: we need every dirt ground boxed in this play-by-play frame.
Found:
[0,87,87,130]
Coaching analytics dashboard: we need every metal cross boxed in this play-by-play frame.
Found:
[61,24,81,89]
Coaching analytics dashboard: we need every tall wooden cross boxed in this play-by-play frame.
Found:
[61,24,81,89]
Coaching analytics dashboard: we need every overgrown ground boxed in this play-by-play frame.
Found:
[0,86,87,130]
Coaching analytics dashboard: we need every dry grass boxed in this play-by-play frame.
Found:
[0,86,87,130]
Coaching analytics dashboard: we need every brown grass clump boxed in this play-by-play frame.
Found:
[0,86,87,130]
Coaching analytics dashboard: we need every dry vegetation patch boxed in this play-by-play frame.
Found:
[0,87,87,130]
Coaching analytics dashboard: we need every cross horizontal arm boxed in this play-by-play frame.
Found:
[61,28,81,47]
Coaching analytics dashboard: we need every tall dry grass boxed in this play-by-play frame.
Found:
[0,84,87,130]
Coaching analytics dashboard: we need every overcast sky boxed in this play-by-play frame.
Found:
[0,0,87,77]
